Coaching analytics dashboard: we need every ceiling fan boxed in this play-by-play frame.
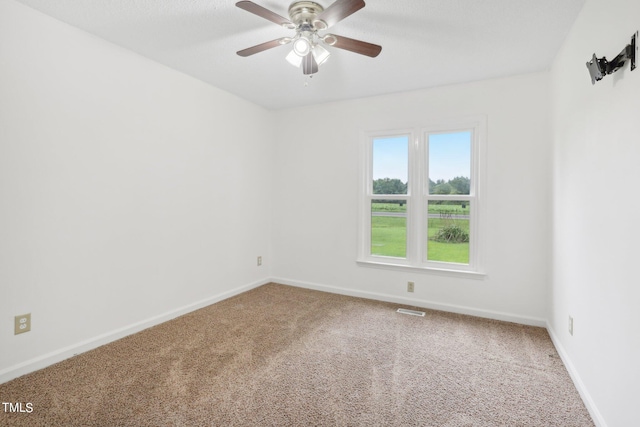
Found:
[236,0,382,75]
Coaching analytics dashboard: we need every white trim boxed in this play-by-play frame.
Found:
[0,278,270,385]
[273,277,545,327]
[422,120,484,270]
[359,117,487,274]
[356,259,486,279]
[546,324,608,427]
[359,129,415,263]
[407,132,420,265]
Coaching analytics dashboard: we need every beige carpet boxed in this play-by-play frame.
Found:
[1,283,593,426]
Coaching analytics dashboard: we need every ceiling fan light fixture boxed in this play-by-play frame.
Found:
[235,1,382,75]
[293,37,311,56]
[312,44,331,65]
[286,50,303,67]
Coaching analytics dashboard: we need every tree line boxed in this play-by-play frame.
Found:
[373,176,470,195]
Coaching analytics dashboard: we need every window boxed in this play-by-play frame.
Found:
[358,118,486,275]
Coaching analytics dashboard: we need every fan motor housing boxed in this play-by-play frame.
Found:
[288,1,324,26]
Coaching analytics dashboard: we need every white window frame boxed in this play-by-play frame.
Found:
[357,116,487,278]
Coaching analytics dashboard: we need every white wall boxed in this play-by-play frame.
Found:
[0,0,273,381]
[272,72,552,325]
[549,0,640,426]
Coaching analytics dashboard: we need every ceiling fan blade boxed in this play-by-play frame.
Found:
[237,38,290,57]
[330,34,381,57]
[302,53,319,75]
[315,0,365,28]
[236,1,294,28]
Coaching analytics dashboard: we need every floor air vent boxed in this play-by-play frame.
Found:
[396,308,425,317]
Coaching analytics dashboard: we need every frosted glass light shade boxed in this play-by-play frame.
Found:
[312,44,331,65]
[286,50,303,67]
[293,38,311,56]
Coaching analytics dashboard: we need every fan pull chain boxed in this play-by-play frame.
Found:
[303,74,313,87]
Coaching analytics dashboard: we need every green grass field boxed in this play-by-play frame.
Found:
[371,213,469,264]
[371,216,407,258]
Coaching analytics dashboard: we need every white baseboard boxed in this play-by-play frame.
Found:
[0,278,270,385]
[272,277,547,327]
[546,324,607,427]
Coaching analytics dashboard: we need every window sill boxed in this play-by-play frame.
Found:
[356,260,486,280]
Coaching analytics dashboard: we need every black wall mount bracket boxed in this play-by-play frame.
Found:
[586,31,637,85]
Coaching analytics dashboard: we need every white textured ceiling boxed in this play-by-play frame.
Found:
[14,0,585,110]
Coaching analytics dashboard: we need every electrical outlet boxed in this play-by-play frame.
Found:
[407,281,415,293]
[568,316,574,336]
[257,256,262,266]
[15,313,31,335]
